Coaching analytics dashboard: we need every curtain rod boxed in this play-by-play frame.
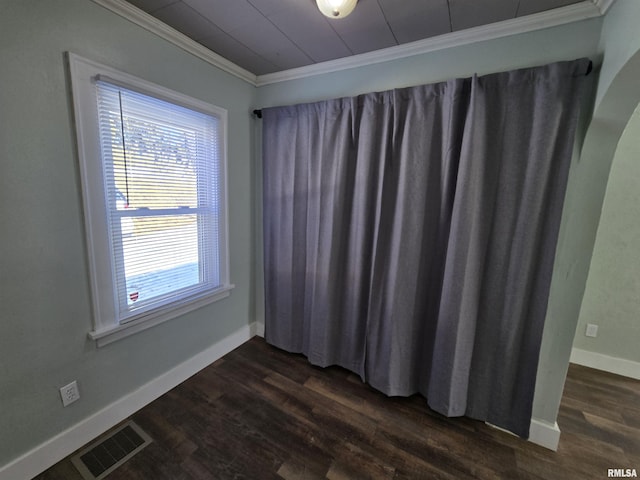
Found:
[251,60,592,120]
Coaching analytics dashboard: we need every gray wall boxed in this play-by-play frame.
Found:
[0,0,256,467]
[256,20,602,108]
[573,103,640,362]
[594,0,640,107]
[255,17,604,429]
[570,0,640,365]
[3,0,639,472]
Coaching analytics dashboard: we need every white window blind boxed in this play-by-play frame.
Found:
[69,54,231,345]
[95,80,223,323]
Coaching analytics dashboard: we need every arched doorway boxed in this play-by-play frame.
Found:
[532,48,640,450]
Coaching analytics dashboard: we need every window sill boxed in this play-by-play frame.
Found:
[88,284,235,347]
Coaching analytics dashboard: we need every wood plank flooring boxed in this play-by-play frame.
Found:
[35,338,640,479]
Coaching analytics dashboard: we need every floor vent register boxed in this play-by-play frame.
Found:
[71,421,152,480]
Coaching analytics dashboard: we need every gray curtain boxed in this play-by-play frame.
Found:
[262,59,591,437]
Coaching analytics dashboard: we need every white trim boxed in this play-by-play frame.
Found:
[255,0,603,86]
[487,419,560,451]
[91,0,606,88]
[485,422,518,437]
[594,0,617,15]
[89,0,257,85]
[0,322,257,480]
[68,53,233,345]
[570,348,640,380]
[254,321,265,338]
[529,419,562,451]
[90,285,235,347]
[0,318,567,480]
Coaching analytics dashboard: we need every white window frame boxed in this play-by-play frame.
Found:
[68,53,233,346]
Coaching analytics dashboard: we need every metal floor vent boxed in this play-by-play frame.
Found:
[71,421,152,480]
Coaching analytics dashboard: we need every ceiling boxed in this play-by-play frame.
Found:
[125,0,584,76]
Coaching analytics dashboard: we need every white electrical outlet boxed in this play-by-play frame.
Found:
[585,323,598,338]
[60,381,80,407]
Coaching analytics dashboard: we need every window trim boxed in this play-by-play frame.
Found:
[68,53,233,346]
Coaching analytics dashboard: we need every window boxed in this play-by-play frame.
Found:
[69,54,232,345]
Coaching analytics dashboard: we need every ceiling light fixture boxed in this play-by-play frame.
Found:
[316,0,358,19]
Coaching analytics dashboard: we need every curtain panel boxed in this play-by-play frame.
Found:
[262,59,591,437]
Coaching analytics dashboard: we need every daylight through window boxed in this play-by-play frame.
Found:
[69,54,231,344]
[96,81,221,321]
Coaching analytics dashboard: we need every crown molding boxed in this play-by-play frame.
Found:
[91,0,608,88]
[594,0,616,15]
[256,0,603,86]
[89,0,257,86]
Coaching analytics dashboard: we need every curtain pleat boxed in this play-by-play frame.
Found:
[262,59,591,437]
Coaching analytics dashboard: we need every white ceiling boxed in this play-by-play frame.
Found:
[125,0,584,76]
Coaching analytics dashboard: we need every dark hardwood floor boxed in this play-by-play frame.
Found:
[35,337,640,479]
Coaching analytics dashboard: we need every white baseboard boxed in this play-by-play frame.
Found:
[254,321,265,337]
[570,348,640,380]
[0,319,572,479]
[487,419,560,451]
[0,322,257,480]
[528,419,561,451]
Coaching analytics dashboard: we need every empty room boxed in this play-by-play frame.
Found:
[1,0,639,479]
